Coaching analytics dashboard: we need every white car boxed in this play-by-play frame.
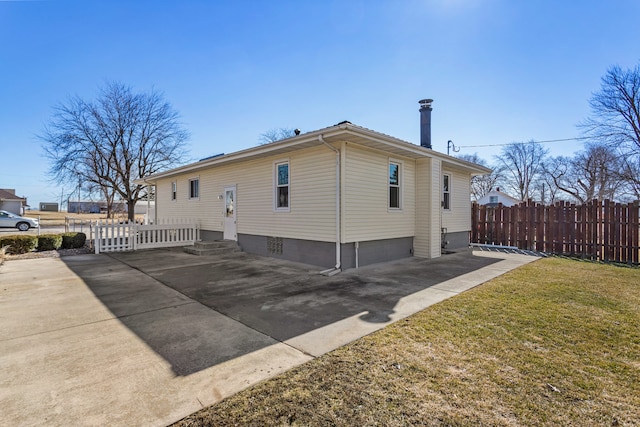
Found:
[0,210,39,231]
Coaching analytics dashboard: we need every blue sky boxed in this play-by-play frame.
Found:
[2,0,640,207]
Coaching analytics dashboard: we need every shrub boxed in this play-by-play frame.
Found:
[60,232,74,249]
[61,232,87,249]
[37,234,63,251]
[0,235,38,254]
[73,232,87,248]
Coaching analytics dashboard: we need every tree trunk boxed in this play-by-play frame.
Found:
[127,199,136,222]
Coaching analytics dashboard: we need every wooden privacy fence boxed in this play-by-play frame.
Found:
[471,200,640,264]
[94,218,199,254]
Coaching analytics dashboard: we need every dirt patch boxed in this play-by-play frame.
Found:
[4,246,93,260]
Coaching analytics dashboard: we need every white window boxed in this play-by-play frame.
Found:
[389,161,401,209]
[443,174,451,210]
[275,161,289,211]
[189,178,199,199]
[171,181,177,201]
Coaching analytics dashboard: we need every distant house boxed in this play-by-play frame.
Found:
[39,202,59,212]
[0,188,28,215]
[134,200,155,222]
[477,188,521,207]
[139,100,492,270]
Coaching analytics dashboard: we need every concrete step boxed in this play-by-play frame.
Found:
[184,240,241,256]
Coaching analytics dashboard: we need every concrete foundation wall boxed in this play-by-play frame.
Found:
[238,234,337,268]
[341,237,413,269]
[442,230,470,250]
[230,232,414,270]
[200,230,224,241]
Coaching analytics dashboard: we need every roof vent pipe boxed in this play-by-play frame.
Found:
[419,98,433,149]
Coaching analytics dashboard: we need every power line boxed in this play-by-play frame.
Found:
[459,136,593,149]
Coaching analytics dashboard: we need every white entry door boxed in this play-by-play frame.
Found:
[223,185,237,241]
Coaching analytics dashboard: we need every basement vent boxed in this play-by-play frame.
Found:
[267,236,283,255]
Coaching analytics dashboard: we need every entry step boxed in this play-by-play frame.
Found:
[184,240,241,256]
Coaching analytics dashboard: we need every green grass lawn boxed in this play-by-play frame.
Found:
[174,257,640,427]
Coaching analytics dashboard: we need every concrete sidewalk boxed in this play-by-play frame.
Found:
[0,249,537,426]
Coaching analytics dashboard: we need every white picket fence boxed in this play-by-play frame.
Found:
[94,218,200,254]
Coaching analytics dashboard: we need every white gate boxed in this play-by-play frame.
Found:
[94,218,199,253]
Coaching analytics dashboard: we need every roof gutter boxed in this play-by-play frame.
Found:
[318,134,341,276]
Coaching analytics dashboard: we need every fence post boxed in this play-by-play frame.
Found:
[132,222,137,251]
[594,200,601,261]
[471,203,477,243]
[603,200,611,262]
[481,204,485,244]
[633,201,640,264]
[535,202,543,252]
[94,219,100,254]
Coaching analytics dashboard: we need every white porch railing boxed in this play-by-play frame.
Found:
[94,218,199,254]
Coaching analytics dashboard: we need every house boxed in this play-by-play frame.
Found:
[0,188,27,215]
[477,188,521,207]
[139,100,491,270]
[39,202,59,212]
[134,200,155,223]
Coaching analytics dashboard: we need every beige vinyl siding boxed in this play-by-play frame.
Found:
[413,158,437,258]
[269,146,336,240]
[156,177,205,222]
[414,157,442,258]
[431,159,443,256]
[441,168,472,232]
[413,158,431,258]
[155,146,336,242]
[342,143,415,243]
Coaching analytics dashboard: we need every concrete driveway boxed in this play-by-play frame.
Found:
[0,248,537,426]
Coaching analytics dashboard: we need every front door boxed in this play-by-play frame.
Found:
[223,185,237,241]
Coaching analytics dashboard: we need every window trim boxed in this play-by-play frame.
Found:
[188,177,200,200]
[274,159,290,212]
[443,173,451,211]
[171,181,177,201]
[388,159,402,211]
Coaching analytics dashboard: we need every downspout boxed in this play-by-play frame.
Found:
[319,134,341,275]
[355,241,359,269]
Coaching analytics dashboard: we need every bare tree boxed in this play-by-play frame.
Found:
[41,82,189,220]
[545,143,623,203]
[619,155,640,200]
[494,141,548,201]
[581,63,640,155]
[259,128,298,144]
[533,174,561,205]
[580,63,640,199]
[456,153,499,201]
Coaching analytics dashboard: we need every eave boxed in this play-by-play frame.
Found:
[137,122,491,184]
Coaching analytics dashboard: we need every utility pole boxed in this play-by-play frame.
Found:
[77,175,81,214]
